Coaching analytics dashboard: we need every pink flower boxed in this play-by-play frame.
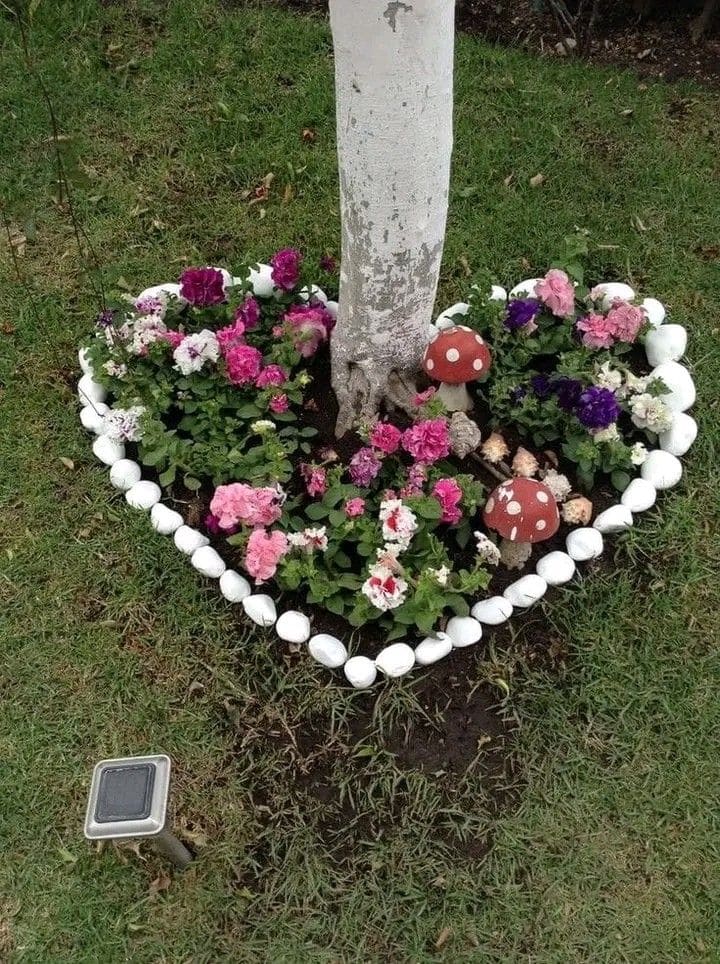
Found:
[225,344,263,385]
[301,464,327,497]
[401,418,451,464]
[270,248,302,291]
[414,387,436,407]
[234,296,260,331]
[204,511,238,536]
[370,421,402,454]
[535,268,575,318]
[158,330,184,350]
[210,483,283,529]
[576,313,617,350]
[216,321,246,356]
[361,564,408,612]
[244,529,289,584]
[269,393,289,414]
[349,447,382,486]
[606,299,644,343]
[256,364,288,388]
[432,478,463,524]
[284,304,335,358]
[344,497,366,517]
[400,463,427,499]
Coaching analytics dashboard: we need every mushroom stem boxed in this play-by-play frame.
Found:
[469,452,511,484]
[499,538,533,570]
[436,381,472,412]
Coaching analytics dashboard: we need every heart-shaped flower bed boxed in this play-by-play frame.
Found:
[77,252,696,687]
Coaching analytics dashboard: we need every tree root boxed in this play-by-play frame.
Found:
[333,362,418,438]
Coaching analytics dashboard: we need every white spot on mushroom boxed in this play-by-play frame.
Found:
[506,501,521,515]
[485,497,495,513]
[475,334,484,344]
[536,490,549,503]
[426,358,434,371]
[536,519,547,531]
[446,347,460,362]
[459,325,471,332]
[472,358,484,371]
[510,526,518,540]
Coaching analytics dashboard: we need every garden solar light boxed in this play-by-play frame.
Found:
[84,754,193,870]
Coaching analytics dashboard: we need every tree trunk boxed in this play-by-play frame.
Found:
[328,0,455,436]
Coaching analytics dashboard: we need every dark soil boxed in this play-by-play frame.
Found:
[276,0,720,87]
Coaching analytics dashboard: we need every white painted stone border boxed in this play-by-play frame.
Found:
[78,273,696,688]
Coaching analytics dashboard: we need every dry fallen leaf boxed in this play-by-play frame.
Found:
[529,173,546,188]
[435,927,452,950]
[149,873,171,896]
[302,128,317,142]
[59,457,75,471]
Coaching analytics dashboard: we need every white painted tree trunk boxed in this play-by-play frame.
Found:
[328,0,455,435]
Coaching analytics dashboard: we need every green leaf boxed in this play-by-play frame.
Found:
[611,470,632,493]
[183,475,202,492]
[158,465,176,488]
[305,502,329,520]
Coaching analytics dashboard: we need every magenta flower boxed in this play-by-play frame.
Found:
[225,344,263,385]
[402,418,451,464]
[535,268,575,318]
[270,248,302,291]
[234,296,260,331]
[158,330,184,350]
[344,497,366,518]
[204,512,238,536]
[268,393,289,414]
[576,313,616,350]
[256,364,288,389]
[244,529,289,584]
[370,421,403,455]
[179,267,226,307]
[284,304,335,358]
[216,321,246,356]
[432,478,463,524]
[349,447,382,487]
[320,254,337,273]
[413,388,436,407]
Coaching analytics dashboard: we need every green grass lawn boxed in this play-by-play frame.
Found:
[2,1,720,960]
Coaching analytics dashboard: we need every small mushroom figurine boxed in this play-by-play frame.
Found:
[423,325,492,411]
[483,477,559,569]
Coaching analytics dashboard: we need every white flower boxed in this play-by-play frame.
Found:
[361,563,409,612]
[288,527,328,553]
[625,371,649,395]
[130,315,168,355]
[379,499,418,551]
[426,565,451,586]
[103,405,146,442]
[173,329,220,375]
[630,393,674,433]
[473,532,501,566]
[134,293,167,318]
[630,442,648,466]
[595,361,623,392]
[593,424,620,444]
[541,468,572,502]
[251,420,276,434]
[103,360,127,379]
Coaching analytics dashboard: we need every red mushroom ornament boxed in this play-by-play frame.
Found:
[483,477,559,569]
[423,325,492,411]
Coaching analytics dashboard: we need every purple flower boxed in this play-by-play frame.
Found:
[95,308,116,328]
[510,386,527,405]
[270,248,302,291]
[179,267,226,307]
[319,254,337,273]
[234,296,260,331]
[505,298,541,331]
[576,386,621,430]
[530,374,552,400]
[348,447,382,487]
[553,376,584,413]
[205,512,238,536]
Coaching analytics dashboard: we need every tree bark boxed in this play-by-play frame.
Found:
[328,0,455,436]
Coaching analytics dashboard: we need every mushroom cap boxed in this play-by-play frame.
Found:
[423,325,492,385]
[483,478,559,544]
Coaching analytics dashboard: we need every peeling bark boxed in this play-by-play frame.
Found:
[328,0,455,435]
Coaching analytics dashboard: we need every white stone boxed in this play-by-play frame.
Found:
[173,525,210,555]
[445,616,482,648]
[136,282,184,304]
[435,302,469,330]
[276,610,311,644]
[308,634,348,668]
[344,655,377,689]
[509,278,542,298]
[535,551,576,586]
[414,632,453,666]
[641,450,683,490]
[191,545,226,579]
[125,480,161,510]
[621,478,657,513]
[503,574,548,608]
[593,504,634,534]
[566,527,604,561]
[78,346,94,376]
[92,434,125,466]
[659,412,697,457]
[490,284,507,302]
[593,281,635,310]
[109,459,142,492]
[247,263,275,298]
[375,642,415,678]
[80,403,109,434]
[325,300,339,320]
[471,595,513,625]
[299,284,328,305]
[78,373,107,406]
[649,361,695,412]
[640,296,666,328]
[242,594,277,627]
[219,569,251,602]
[150,502,184,535]
[645,324,687,367]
